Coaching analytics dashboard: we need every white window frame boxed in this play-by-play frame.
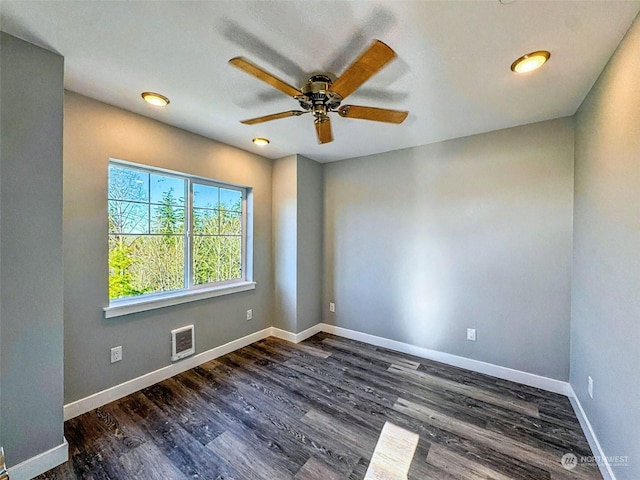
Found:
[104,159,255,318]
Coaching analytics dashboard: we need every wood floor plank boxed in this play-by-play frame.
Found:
[182,368,315,473]
[232,346,504,479]
[321,336,420,369]
[56,409,132,479]
[291,342,333,359]
[237,338,590,480]
[223,352,387,435]
[486,416,594,459]
[119,441,189,480]
[192,360,361,476]
[315,331,565,407]
[122,390,243,479]
[37,333,601,480]
[349,458,370,480]
[322,334,589,451]
[296,455,343,480]
[410,463,464,480]
[426,443,517,480]
[394,397,601,480]
[234,338,596,479]
[283,348,493,429]
[389,363,540,417]
[415,357,574,416]
[376,404,552,480]
[301,408,379,458]
[135,378,226,447]
[207,430,294,479]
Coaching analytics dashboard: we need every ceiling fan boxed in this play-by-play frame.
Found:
[229,40,409,144]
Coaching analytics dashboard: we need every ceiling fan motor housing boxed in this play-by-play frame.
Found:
[298,75,343,118]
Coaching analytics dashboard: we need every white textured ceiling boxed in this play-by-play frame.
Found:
[2,1,639,162]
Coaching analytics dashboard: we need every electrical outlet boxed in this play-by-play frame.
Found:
[110,346,122,363]
[329,302,335,313]
[246,309,253,321]
[467,328,476,341]
[588,376,594,399]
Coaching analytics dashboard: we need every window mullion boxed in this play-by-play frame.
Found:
[241,192,247,281]
[147,180,151,235]
[185,179,193,289]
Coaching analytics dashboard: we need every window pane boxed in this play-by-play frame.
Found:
[109,234,185,300]
[150,174,185,206]
[151,204,184,234]
[109,165,149,202]
[220,188,242,212]
[218,236,242,281]
[193,235,219,285]
[109,200,149,234]
[193,235,241,284]
[220,211,241,235]
[193,208,219,235]
[193,183,219,209]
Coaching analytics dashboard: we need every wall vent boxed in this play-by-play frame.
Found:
[171,325,195,361]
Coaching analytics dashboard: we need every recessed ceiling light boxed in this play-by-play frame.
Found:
[252,137,270,146]
[510,51,550,73]
[141,92,170,107]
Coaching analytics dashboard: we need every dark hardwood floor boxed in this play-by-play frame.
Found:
[37,333,602,479]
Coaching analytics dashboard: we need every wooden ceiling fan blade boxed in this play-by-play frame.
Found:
[240,110,306,125]
[338,105,408,124]
[229,57,302,98]
[315,117,333,144]
[330,40,397,100]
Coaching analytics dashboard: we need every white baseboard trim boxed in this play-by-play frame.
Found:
[64,327,273,420]
[320,323,572,396]
[270,323,324,344]
[568,386,616,480]
[66,322,573,421]
[8,439,68,480]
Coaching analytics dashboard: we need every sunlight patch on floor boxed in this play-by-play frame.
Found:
[364,421,419,480]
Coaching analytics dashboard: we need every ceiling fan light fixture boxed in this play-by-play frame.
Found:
[510,50,550,73]
[252,137,270,146]
[141,92,170,107]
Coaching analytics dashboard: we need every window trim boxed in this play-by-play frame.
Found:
[105,158,253,317]
[103,281,256,318]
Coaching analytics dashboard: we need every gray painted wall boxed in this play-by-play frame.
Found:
[272,154,323,333]
[0,33,65,466]
[571,15,640,480]
[272,155,298,332]
[296,155,323,332]
[63,92,273,403]
[324,118,575,380]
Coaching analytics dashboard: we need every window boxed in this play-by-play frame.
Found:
[107,160,251,313]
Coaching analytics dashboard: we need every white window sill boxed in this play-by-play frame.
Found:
[104,281,256,318]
